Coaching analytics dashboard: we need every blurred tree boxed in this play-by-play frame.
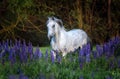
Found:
[107,0,111,40]
[0,0,119,45]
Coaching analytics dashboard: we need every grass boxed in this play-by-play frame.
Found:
[39,46,51,53]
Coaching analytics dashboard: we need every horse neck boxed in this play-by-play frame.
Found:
[55,27,66,46]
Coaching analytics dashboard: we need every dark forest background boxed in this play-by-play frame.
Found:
[0,0,120,46]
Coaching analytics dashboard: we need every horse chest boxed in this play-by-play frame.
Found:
[58,33,67,49]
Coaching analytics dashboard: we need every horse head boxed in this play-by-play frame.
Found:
[46,16,63,40]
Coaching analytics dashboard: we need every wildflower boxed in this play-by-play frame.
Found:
[19,44,28,63]
[79,48,84,56]
[34,47,42,59]
[19,73,29,79]
[79,75,84,79]
[79,63,83,70]
[1,50,6,65]
[86,53,90,63]
[85,44,91,63]
[38,50,42,59]
[57,55,61,63]
[106,75,113,79]
[9,75,17,79]
[92,50,97,59]
[50,50,55,63]
[28,42,33,60]
[9,48,16,64]
[96,45,103,57]
[45,49,48,61]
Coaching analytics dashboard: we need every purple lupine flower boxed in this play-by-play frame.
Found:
[19,43,27,63]
[2,40,5,49]
[1,50,6,65]
[79,75,84,79]
[28,42,33,60]
[78,54,85,64]
[34,47,42,59]
[9,75,17,79]
[14,39,19,50]
[57,56,62,63]
[50,50,55,63]
[0,42,2,51]
[86,53,90,63]
[18,40,21,48]
[0,42,1,46]
[38,50,42,59]
[96,45,103,57]
[55,50,59,58]
[106,75,113,79]
[0,50,4,59]
[9,48,16,65]
[110,46,115,56]
[21,40,28,63]
[19,51,24,63]
[45,49,48,61]
[85,44,91,54]
[114,36,120,45]
[5,39,9,51]
[85,43,91,63]
[103,43,108,53]
[79,63,83,70]
[19,73,29,79]
[79,48,84,56]
[103,43,111,58]
[108,41,113,52]
[92,50,97,59]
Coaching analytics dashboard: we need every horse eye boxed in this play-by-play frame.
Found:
[52,25,55,28]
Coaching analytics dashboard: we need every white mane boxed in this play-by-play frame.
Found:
[46,16,90,57]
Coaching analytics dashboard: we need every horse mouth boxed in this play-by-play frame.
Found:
[48,35,54,41]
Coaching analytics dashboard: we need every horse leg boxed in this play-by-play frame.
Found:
[77,47,81,53]
[80,45,82,50]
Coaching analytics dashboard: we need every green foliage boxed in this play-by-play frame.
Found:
[7,0,34,12]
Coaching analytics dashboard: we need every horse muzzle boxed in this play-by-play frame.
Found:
[48,35,53,40]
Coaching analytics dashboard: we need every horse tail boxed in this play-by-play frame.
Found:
[87,37,91,43]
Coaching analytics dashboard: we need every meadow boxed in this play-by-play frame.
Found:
[0,37,120,79]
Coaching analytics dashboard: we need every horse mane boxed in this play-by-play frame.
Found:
[47,16,63,28]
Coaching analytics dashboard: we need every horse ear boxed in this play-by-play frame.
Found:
[54,17,63,27]
[56,19,63,27]
[48,16,54,20]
